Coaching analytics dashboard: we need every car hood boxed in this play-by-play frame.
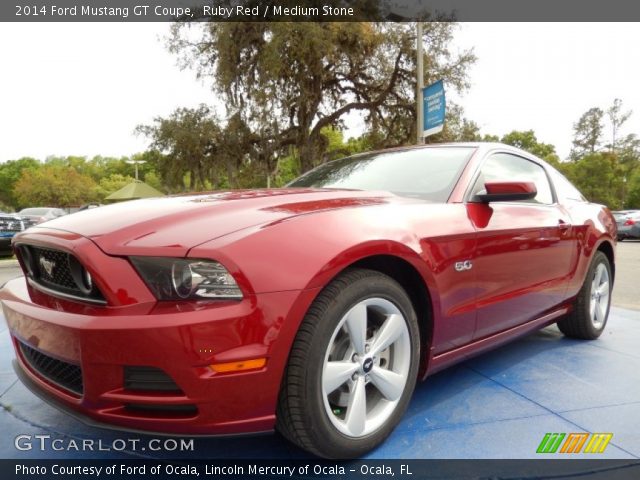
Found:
[29,189,399,256]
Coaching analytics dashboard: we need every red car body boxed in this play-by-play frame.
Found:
[0,144,616,439]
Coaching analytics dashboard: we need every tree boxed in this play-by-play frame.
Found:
[0,157,40,208]
[562,152,625,209]
[500,130,561,167]
[570,107,604,159]
[136,105,222,191]
[626,168,640,209]
[169,22,475,173]
[13,165,99,208]
[607,98,632,153]
[96,174,135,199]
[427,103,482,143]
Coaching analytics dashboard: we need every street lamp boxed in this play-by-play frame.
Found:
[125,159,146,181]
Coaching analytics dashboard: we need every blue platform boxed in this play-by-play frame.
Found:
[1,308,638,460]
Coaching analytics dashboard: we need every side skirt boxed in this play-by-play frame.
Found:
[424,306,569,378]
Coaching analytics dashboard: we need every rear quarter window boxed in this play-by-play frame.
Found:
[548,167,587,202]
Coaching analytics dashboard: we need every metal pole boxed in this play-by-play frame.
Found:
[416,22,424,145]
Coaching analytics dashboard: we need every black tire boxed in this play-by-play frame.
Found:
[557,251,612,340]
[276,268,420,459]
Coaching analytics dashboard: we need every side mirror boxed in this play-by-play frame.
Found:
[474,181,537,203]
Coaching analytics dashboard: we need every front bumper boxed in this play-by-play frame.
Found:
[1,276,319,435]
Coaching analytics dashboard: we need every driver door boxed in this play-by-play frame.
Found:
[469,152,576,340]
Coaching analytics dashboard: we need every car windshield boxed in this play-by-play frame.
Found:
[288,146,475,202]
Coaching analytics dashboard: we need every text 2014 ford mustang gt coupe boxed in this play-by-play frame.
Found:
[0,143,616,458]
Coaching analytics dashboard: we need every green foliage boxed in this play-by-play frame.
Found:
[13,165,99,209]
[561,153,626,209]
[500,130,561,166]
[143,171,164,192]
[272,155,300,187]
[626,169,640,209]
[571,107,605,159]
[0,154,167,209]
[0,157,40,207]
[136,105,222,191]
[564,99,640,208]
[96,174,135,199]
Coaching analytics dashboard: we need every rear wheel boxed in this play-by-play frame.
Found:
[557,251,612,340]
[276,269,420,458]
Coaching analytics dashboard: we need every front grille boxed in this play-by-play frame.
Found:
[18,341,83,396]
[16,244,106,304]
[0,216,23,234]
[124,366,183,393]
[32,247,78,290]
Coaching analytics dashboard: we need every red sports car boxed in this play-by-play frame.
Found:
[0,143,616,458]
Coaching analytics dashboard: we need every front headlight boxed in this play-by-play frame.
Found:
[130,257,243,301]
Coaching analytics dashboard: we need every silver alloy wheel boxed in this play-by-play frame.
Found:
[321,298,411,438]
[590,263,610,329]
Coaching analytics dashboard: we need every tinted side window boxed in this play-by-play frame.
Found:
[471,153,554,204]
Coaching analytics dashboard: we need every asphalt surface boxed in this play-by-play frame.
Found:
[613,240,640,310]
[0,259,19,288]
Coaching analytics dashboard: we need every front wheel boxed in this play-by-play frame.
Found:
[276,269,420,458]
[558,251,612,340]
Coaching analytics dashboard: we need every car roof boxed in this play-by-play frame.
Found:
[351,142,545,164]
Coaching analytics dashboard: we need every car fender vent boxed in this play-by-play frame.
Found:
[124,366,183,393]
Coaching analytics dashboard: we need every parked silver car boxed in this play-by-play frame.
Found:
[17,207,66,225]
[614,210,640,241]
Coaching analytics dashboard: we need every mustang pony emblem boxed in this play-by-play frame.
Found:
[39,257,56,276]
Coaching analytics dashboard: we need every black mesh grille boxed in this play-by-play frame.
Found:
[16,244,106,304]
[32,247,78,290]
[19,341,83,396]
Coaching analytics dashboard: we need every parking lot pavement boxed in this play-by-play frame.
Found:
[0,307,639,460]
[613,241,640,310]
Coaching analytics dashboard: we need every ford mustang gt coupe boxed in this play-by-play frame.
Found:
[0,143,616,458]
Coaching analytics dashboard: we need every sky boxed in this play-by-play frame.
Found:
[0,22,639,163]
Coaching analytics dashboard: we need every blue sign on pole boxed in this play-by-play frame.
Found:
[422,80,445,137]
